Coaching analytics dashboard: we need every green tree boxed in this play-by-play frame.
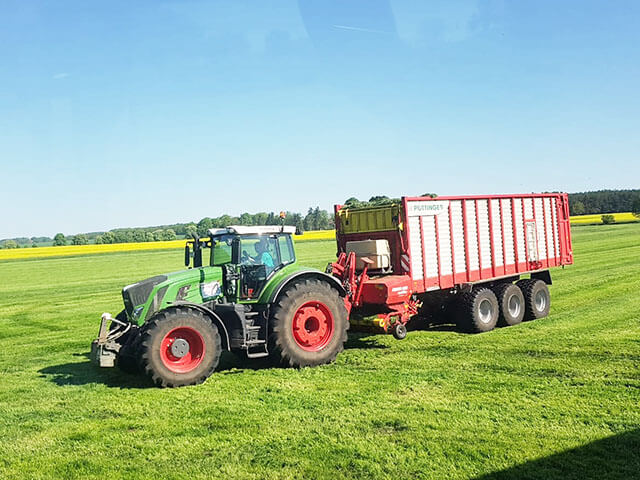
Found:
[197,218,213,237]
[315,209,331,230]
[162,229,177,241]
[303,207,315,231]
[601,214,615,225]
[132,230,146,242]
[266,212,277,225]
[217,215,233,227]
[101,232,116,244]
[254,212,269,225]
[2,239,18,249]
[53,233,66,246]
[572,201,586,215]
[185,223,197,238]
[31,236,51,244]
[145,232,155,242]
[239,213,253,225]
[95,235,104,244]
[632,197,640,218]
[71,234,89,245]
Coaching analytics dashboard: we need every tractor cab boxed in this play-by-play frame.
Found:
[185,226,297,301]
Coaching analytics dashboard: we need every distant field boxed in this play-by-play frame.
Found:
[0,223,638,479]
[0,229,336,261]
[4,214,638,258]
[570,212,638,225]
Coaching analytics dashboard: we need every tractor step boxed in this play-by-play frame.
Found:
[245,325,262,344]
[245,342,269,358]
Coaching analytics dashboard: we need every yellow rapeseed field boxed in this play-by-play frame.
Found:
[4,214,639,261]
[570,212,638,225]
[0,230,336,261]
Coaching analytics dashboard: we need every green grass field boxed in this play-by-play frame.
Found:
[1,224,639,480]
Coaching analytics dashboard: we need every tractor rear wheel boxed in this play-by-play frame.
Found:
[270,279,348,367]
[517,279,551,320]
[457,287,499,333]
[493,283,525,327]
[139,307,221,387]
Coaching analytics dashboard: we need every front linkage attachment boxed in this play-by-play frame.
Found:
[91,312,132,367]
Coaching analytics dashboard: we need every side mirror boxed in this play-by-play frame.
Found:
[193,237,203,268]
[184,245,191,267]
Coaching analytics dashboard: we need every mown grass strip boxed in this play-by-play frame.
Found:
[0,224,638,479]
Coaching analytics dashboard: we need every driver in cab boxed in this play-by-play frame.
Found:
[243,237,274,272]
[254,237,274,269]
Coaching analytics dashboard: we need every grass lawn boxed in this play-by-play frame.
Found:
[0,224,639,479]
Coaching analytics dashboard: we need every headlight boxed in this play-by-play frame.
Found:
[132,306,144,320]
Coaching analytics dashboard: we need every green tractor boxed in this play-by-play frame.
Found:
[91,226,349,387]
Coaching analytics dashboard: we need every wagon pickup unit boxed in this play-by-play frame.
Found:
[92,194,573,387]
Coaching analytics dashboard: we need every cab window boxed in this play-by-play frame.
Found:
[211,235,234,266]
[240,235,279,273]
[278,235,295,264]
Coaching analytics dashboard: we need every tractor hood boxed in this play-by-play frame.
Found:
[122,267,224,325]
[122,275,168,316]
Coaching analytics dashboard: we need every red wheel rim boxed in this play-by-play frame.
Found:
[291,301,334,351]
[160,327,206,373]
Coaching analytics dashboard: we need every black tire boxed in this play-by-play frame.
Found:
[517,279,551,320]
[108,310,140,374]
[117,328,142,374]
[493,283,525,327]
[392,322,407,340]
[139,307,221,387]
[270,279,349,368]
[457,287,499,333]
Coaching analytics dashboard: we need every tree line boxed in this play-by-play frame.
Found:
[3,191,639,249]
[569,189,640,216]
[1,207,335,248]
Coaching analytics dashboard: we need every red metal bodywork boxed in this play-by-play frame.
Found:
[359,275,412,306]
[330,193,573,331]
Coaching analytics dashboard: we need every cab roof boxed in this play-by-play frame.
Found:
[208,225,296,236]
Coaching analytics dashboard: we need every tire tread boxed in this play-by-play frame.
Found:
[139,307,221,388]
[270,279,349,368]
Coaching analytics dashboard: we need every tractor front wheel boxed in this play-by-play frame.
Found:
[108,310,140,374]
[139,307,221,387]
[270,279,348,367]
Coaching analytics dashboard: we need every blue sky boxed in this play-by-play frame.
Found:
[1,0,639,238]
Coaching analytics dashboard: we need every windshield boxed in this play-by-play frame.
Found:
[210,234,235,266]
[210,233,295,270]
[240,235,278,271]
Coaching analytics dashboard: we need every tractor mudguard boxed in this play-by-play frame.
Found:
[168,302,231,350]
[266,270,346,305]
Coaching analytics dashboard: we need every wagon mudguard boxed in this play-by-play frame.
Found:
[267,270,346,304]
[531,270,552,285]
